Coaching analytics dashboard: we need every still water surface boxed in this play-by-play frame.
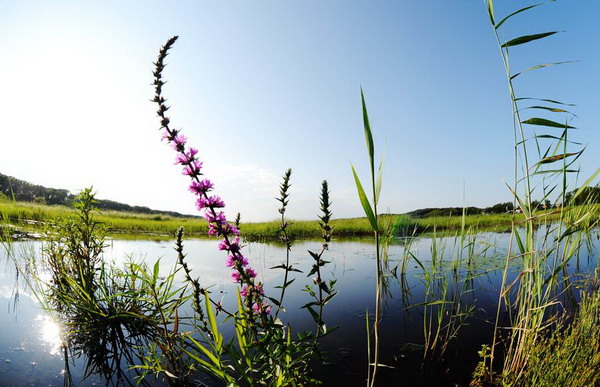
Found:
[0,232,597,386]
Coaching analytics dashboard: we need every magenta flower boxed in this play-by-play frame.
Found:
[182,160,203,177]
[190,180,214,196]
[175,147,199,165]
[196,195,225,210]
[252,301,271,315]
[225,255,236,267]
[171,134,187,150]
[154,39,270,315]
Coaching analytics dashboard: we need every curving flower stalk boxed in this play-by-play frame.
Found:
[152,36,270,318]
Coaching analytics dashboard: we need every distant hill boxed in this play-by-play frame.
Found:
[0,172,196,218]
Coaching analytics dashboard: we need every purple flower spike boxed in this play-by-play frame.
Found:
[241,285,249,297]
[254,283,265,296]
[231,272,242,283]
[225,255,236,267]
[171,134,187,150]
[239,254,249,266]
[246,267,257,279]
[252,301,271,315]
[204,209,225,223]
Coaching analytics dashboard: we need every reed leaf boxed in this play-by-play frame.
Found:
[375,157,384,206]
[511,61,578,79]
[571,168,600,202]
[536,152,579,165]
[360,88,375,177]
[522,118,576,129]
[502,31,558,48]
[351,164,378,232]
[515,97,575,106]
[495,2,553,30]
[486,0,495,25]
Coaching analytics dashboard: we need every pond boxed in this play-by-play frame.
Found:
[0,230,597,386]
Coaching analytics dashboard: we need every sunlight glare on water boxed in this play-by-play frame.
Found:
[35,314,63,356]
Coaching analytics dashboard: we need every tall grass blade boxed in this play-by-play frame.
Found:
[360,88,375,176]
[515,97,575,106]
[511,61,578,79]
[375,156,384,206]
[522,117,576,129]
[571,168,600,202]
[495,2,552,30]
[486,0,495,25]
[351,164,378,232]
[502,31,558,47]
[537,152,579,165]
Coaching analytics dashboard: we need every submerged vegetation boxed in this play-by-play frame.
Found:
[0,1,599,386]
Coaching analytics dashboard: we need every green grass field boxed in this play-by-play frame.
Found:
[1,198,596,240]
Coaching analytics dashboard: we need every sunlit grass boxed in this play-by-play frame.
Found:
[2,197,597,240]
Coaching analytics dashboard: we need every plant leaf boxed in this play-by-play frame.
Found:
[511,60,577,79]
[486,0,495,25]
[375,155,384,206]
[521,118,576,129]
[523,106,570,114]
[537,152,579,165]
[495,2,553,30]
[515,97,574,106]
[502,31,558,48]
[351,164,378,232]
[360,88,375,177]
[571,168,600,202]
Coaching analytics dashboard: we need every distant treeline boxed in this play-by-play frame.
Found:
[408,187,600,218]
[0,172,195,218]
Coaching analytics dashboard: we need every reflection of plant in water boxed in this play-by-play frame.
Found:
[406,225,492,361]
[35,189,190,385]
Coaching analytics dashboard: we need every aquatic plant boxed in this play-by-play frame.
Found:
[351,89,385,387]
[484,0,600,383]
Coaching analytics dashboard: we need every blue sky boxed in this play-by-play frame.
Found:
[1,1,598,221]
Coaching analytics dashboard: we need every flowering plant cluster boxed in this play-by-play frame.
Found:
[153,36,270,316]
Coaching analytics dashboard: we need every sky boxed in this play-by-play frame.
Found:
[0,1,598,222]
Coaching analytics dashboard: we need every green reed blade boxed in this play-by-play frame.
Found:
[515,97,575,106]
[360,88,375,177]
[571,168,600,202]
[495,2,553,30]
[502,31,558,48]
[486,0,495,25]
[511,61,578,79]
[522,118,576,129]
[537,152,579,165]
[375,156,384,206]
[525,106,570,114]
[351,164,378,232]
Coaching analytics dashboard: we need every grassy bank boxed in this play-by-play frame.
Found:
[1,198,596,240]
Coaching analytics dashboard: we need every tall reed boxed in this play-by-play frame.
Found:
[351,89,385,387]
[485,1,599,382]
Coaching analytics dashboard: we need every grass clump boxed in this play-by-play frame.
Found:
[518,281,600,386]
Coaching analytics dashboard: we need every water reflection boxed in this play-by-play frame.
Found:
[0,231,598,386]
[35,314,63,356]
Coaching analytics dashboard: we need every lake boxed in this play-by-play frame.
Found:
[1,230,597,386]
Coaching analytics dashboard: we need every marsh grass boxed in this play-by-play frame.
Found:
[4,194,595,241]
[484,1,600,384]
